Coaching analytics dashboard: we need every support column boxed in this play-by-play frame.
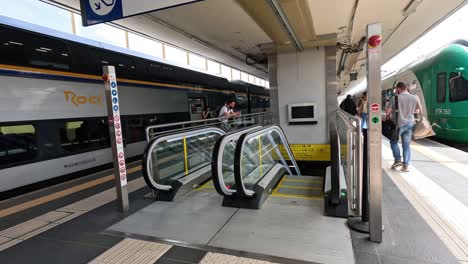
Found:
[268,54,280,124]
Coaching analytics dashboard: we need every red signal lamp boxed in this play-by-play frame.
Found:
[368,35,382,48]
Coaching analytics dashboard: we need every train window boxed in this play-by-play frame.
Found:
[91,48,136,78]
[436,73,446,103]
[60,119,109,153]
[449,72,468,102]
[0,124,38,167]
[0,26,70,71]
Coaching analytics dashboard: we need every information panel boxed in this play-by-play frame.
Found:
[80,0,203,26]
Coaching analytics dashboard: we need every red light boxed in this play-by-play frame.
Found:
[368,35,382,48]
[102,74,109,82]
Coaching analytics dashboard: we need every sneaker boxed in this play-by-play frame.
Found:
[391,161,403,169]
[401,165,409,172]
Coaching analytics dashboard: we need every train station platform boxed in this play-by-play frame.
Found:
[0,134,467,264]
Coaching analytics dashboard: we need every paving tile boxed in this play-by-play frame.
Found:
[0,236,109,264]
[161,246,207,263]
[354,250,381,264]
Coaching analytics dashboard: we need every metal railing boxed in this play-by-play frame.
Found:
[336,110,363,216]
[145,112,273,143]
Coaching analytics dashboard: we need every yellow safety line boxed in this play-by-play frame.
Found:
[0,166,141,218]
[183,136,189,176]
[270,193,323,200]
[196,180,213,190]
[277,185,323,190]
[283,179,322,183]
[272,175,287,194]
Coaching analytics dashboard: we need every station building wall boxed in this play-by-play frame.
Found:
[275,48,328,145]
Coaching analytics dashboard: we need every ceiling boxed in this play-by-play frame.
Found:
[147,0,466,90]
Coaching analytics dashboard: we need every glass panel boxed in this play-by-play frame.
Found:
[0,124,37,167]
[74,14,126,48]
[150,131,222,185]
[0,0,73,34]
[0,26,71,71]
[128,32,163,58]
[60,119,109,153]
[221,141,237,189]
[189,53,206,70]
[266,81,270,88]
[207,60,220,75]
[232,69,241,80]
[248,74,255,84]
[221,65,232,80]
[437,72,446,103]
[241,72,249,82]
[449,72,468,102]
[165,45,187,65]
[239,130,288,191]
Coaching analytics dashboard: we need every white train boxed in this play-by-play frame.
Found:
[0,16,270,196]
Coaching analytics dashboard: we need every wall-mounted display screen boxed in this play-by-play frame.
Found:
[288,103,317,124]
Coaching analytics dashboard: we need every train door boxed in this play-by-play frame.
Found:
[188,97,204,120]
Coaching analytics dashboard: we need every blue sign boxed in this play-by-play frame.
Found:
[113,105,119,111]
[111,90,117,96]
[80,0,123,26]
[113,97,118,104]
[111,81,117,88]
[80,0,203,26]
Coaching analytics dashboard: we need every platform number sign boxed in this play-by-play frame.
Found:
[103,66,127,188]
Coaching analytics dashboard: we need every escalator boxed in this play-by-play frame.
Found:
[142,126,264,201]
[142,127,225,201]
[212,125,323,209]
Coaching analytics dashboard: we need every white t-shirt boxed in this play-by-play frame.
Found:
[218,105,233,122]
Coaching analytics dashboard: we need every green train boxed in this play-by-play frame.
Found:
[382,41,468,143]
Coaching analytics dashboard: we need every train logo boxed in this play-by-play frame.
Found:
[64,90,103,107]
[89,0,116,16]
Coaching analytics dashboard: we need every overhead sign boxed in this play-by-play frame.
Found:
[80,0,204,26]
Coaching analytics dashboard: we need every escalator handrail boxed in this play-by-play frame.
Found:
[143,127,225,191]
[211,125,263,197]
[233,125,301,197]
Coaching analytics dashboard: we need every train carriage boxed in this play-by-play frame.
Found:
[0,16,270,195]
[382,41,468,143]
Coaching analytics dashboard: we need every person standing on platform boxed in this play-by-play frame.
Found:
[202,106,212,119]
[358,92,368,130]
[218,99,239,130]
[340,94,358,116]
[385,82,421,172]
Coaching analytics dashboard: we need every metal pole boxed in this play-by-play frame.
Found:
[367,23,383,242]
[103,66,129,213]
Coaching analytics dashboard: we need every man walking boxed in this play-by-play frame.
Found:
[385,82,421,172]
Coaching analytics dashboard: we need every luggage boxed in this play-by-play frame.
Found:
[382,95,399,141]
[413,117,435,139]
[382,119,399,141]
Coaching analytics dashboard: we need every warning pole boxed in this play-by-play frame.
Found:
[103,66,129,213]
[366,23,383,242]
